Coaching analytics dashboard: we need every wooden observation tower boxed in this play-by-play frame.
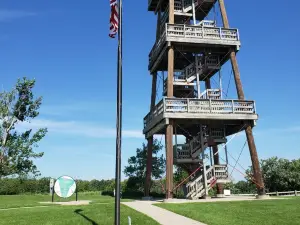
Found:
[144,0,266,199]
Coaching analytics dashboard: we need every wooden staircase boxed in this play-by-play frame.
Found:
[173,126,230,199]
[186,164,230,199]
[163,53,221,97]
[174,127,226,163]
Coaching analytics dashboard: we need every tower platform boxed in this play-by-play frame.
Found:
[143,97,257,138]
[149,24,240,72]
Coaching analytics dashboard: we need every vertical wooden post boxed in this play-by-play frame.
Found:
[166,121,174,199]
[144,6,162,198]
[156,9,162,41]
[210,147,213,166]
[200,126,208,198]
[195,56,201,98]
[144,73,158,197]
[218,0,265,196]
[165,0,174,199]
[245,126,265,195]
[219,70,223,99]
[192,1,196,25]
[205,79,211,90]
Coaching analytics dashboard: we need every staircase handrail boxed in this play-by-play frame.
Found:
[186,172,202,188]
[199,89,221,99]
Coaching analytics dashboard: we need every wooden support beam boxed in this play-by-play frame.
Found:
[195,56,201,98]
[201,125,208,198]
[169,0,174,24]
[144,73,158,197]
[166,121,174,199]
[156,8,162,41]
[155,0,165,14]
[205,79,211,90]
[165,0,174,199]
[167,48,174,97]
[218,0,244,100]
[245,126,265,195]
[167,0,174,97]
[218,0,265,196]
[144,7,161,197]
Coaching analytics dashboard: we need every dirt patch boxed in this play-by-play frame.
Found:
[39,200,92,205]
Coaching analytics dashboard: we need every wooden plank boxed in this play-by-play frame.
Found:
[145,119,168,139]
[164,112,258,120]
[166,36,241,46]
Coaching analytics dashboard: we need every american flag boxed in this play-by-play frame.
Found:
[109,0,119,38]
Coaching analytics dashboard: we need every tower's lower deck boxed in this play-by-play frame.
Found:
[143,97,257,138]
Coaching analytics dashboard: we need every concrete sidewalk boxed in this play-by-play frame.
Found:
[122,201,206,225]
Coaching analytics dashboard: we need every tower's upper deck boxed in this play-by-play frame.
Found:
[148,0,217,22]
[149,22,240,73]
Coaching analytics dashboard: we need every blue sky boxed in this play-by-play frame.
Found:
[1,0,300,182]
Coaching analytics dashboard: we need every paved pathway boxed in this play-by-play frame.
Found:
[122,200,206,225]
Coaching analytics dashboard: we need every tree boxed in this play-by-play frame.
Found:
[0,78,47,178]
[260,157,300,192]
[89,179,102,191]
[123,139,165,191]
[173,166,189,197]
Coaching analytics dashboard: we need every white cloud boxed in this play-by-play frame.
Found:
[17,119,144,139]
[0,10,37,22]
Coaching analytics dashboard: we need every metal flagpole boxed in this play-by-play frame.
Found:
[114,0,122,224]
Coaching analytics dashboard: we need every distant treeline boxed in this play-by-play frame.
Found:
[0,178,116,195]
[0,177,168,198]
[0,177,166,197]
[1,157,299,196]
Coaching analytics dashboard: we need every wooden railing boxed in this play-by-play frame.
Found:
[149,22,238,69]
[210,128,225,139]
[214,165,228,180]
[199,89,221,99]
[267,191,300,196]
[173,144,191,159]
[173,127,225,158]
[144,98,256,129]
[197,20,217,27]
[149,31,166,68]
[231,191,300,197]
[164,98,255,114]
[143,99,164,128]
[190,134,202,155]
[166,24,240,41]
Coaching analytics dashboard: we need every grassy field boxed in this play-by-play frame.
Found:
[0,193,159,225]
[0,192,132,209]
[157,197,300,225]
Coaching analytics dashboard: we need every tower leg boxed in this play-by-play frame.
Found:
[218,0,266,196]
[166,121,174,199]
[144,72,157,197]
[245,126,266,195]
[165,0,174,199]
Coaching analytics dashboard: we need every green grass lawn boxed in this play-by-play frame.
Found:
[0,194,159,225]
[156,197,300,225]
[0,204,159,225]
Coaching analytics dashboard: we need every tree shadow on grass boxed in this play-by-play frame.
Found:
[74,209,99,225]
